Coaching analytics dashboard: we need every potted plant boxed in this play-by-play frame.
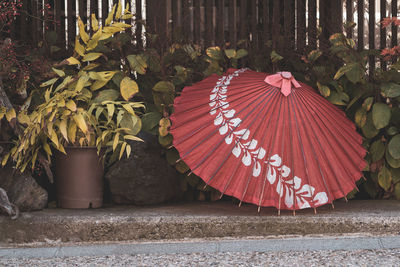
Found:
[2,2,143,208]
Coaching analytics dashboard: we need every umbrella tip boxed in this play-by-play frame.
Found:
[277,209,281,216]
[344,196,348,202]
[238,201,242,207]
[219,192,224,199]
[187,171,193,176]
[292,210,296,216]
[257,206,261,213]
[176,158,181,164]
[313,207,317,214]
[362,176,367,181]
[331,203,335,209]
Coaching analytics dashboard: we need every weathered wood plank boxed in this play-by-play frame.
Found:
[239,0,247,42]
[380,0,387,70]
[272,0,280,50]
[193,0,201,44]
[205,0,214,46]
[357,0,364,51]
[182,0,191,42]
[228,0,237,47]
[102,0,109,24]
[135,0,143,47]
[262,0,270,45]
[346,0,353,38]
[368,0,375,73]
[283,0,294,51]
[308,0,317,48]
[216,0,225,46]
[392,0,398,47]
[297,0,306,52]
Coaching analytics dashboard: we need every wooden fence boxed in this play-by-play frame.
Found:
[2,0,400,67]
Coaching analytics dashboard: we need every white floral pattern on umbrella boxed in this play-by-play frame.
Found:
[209,69,329,209]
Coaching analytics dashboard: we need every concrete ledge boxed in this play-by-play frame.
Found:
[1,200,399,245]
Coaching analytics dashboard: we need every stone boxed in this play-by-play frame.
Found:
[0,166,48,212]
[105,133,183,205]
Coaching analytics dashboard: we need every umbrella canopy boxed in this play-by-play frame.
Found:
[170,68,366,211]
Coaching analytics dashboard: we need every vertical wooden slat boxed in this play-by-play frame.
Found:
[67,0,76,50]
[272,0,280,50]
[90,0,99,18]
[318,0,329,48]
[216,0,225,46]
[146,0,156,33]
[31,0,40,47]
[297,0,306,52]
[228,0,237,47]
[368,0,375,73]
[102,0,109,24]
[331,0,343,34]
[308,0,317,48]
[357,0,364,51]
[157,0,168,49]
[284,0,294,52]
[79,0,88,24]
[346,0,353,38]
[262,0,270,45]
[18,0,28,42]
[54,0,66,52]
[249,0,257,48]
[135,0,143,48]
[205,0,214,47]
[380,0,387,70]
[239,0,247,41]
[193,0,201,44]
[172,0,180,33]
[182,0,191,42]
[392,0,398,47]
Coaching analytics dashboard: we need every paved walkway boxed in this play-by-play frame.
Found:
[1,200,400,245]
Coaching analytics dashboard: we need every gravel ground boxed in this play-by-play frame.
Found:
[1,249,400,267]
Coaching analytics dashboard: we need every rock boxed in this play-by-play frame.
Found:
[0,166,48,212]
[105,134,183,205]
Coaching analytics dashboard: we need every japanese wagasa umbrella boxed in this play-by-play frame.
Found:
[170,69,366,212]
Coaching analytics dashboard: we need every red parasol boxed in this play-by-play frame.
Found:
[170,69,366,212]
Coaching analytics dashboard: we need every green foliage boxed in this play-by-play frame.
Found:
[298,31,400,199]
[3,2,143,173]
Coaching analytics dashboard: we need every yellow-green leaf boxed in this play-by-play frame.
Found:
[74,38,85,56]
[103,26,125,34]
[17,112,30,124]
[5,108,16,122]
[113,132,120,151]
[59,119,68,142]
[91,13,99,31]
[122,104,135,115]
[75,75,90,92]
[82,53,103,62]
[89,71,116,81]
[68,121,77,143]
[52,67,65,77]
[111,22,131,28]
[73,113,88,133]
[78,16,90,43]
[83,63,100,71]
[49,129,59,148]
[87,26,103,51]
[66,57,81,65]
[40,78,58,87]
[43,141,52,156]
[115,1,122,20]
[66,100,77,111]
[107,103,115,118]
[120,77,139,101]
[91,80,109,91]
[119,142,127,160]
[105,4,116,26]
[126,144,131,158]
[99,33,113,41]
[121,14,134,19]
[124,135,143,142]
[1,152,10,166]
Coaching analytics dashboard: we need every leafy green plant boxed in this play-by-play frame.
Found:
[299,24,400,200]
[2,1,142,173]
